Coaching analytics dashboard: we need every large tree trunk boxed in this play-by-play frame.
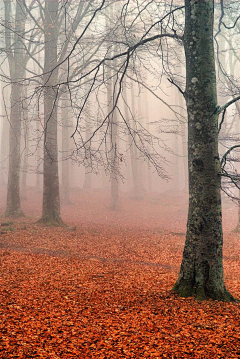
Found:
[172,0,234,301]
[39,0,62,225]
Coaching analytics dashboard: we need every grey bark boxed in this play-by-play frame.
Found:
[5,0,27,217]
[143,86,152,193]
[21,91,29,200]
[172,0,234,301]
[61,91,71,203]
[129,84,141,199]
[0,84,9,186]
[106,6,119,210]
[83,103,92,190]
[39,0,62,225]
[110,111,119,210]
[35,107,42,193]
[107,71,119,210]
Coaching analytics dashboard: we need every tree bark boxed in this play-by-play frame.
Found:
[108,73,119,210]
[39,0,62,225]
[106,5,120,210]
[21,91,29,201]
[172,0,235,301]
[83,102,92,190]
[0,84,9,186]
[129,84,141,199]
[61,91,71,204]
[4,0,26,217]
[5,82,24,216]
[35,108,42,193]
[110,114,119,211]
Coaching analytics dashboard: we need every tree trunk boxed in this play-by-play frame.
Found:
[0,84,9,186]
[181,119,188,193]
[35,110,42,193]
[61,91,71,204]
[106,5,120,210]
[143,84,152,193]
[83,103,92,190]
[172,0,234,301]
[108,76,119,210]
[39,0,62,225]
[5,0,26,217]
[21,92,29,201]
[5,82,24,216]
[110,116,119,211]
[34,52,42,193]
[129,83,141,199]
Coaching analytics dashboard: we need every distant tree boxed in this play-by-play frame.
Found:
[4,0,27,216]
[28,0,98,224]
[0,82,9,186]
[21,86,29,200]
[82,104,93,191]
[38,0,62,225]
[61,89,72,204]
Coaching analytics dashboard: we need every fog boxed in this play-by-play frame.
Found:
[0,0,239,231]
[1,1,240,356]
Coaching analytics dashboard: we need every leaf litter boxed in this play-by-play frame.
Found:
[0,189,239,358]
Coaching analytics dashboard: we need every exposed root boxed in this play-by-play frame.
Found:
[4,209,25,218]
[37,216,65,227]
[172,278,237,302]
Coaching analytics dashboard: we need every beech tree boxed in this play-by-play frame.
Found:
[172,0,235,301]
[39,0,62,225]
[20,0,100,224]
[61,89,72,204]
[4,0,27,216]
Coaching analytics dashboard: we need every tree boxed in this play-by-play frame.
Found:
[4,0,27,216]
[37,0,64,225]
[172,0,235,301]
[61,89,72,204]
[0,82,9,186]
[21,86,29,200]
[36,0,95,224]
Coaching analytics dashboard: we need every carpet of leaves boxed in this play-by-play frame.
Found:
[0,189,239,358]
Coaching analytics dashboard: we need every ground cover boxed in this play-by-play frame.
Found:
[0,189,239,358]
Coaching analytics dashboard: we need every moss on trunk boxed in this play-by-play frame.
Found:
[172,0,236,301]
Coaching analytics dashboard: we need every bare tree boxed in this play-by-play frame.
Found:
[4,0,27,216]
[172,0,236,301]
[37,0,62,225]
[61,89,72,204]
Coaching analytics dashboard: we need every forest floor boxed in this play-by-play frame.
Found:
[0,188,239,358]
